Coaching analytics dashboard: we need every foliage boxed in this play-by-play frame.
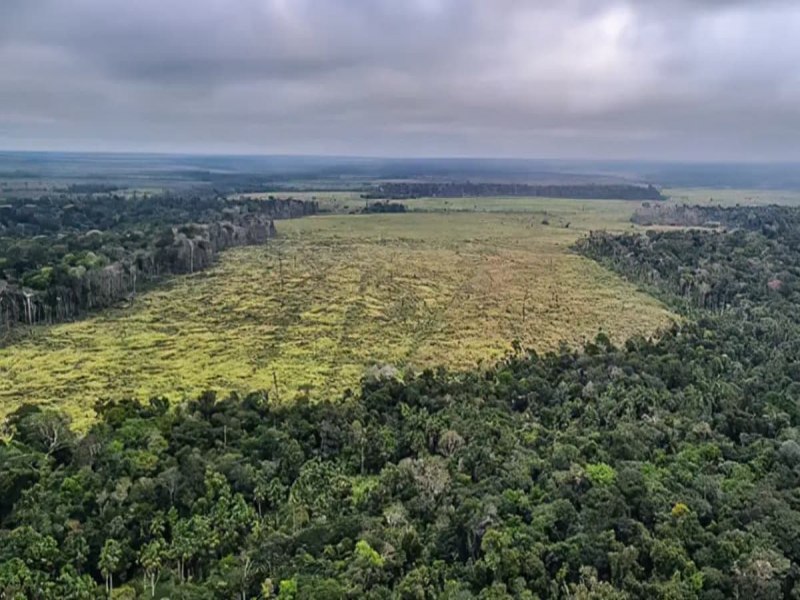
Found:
[362,201,407,214]
[585,463,616,486]
[6,202,800,597]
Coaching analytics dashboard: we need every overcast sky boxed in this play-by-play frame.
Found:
[0,0,797,160]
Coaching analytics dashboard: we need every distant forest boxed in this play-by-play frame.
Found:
[4,204,800,597]
[362,183,664,201]
[4,152,800,190]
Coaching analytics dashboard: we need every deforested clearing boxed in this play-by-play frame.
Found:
[0,204,675,424]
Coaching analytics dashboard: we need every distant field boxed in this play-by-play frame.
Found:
[664,187,800,207]
[246,189,800,213]
[400,196,647,222]
[242,191,656,219]
[0,199,675,425]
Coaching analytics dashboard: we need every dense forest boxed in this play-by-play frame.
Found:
[0,193,316,238]
[0,194,316,333]
[362,183,664,201]
[582,204,800,312]
[3,204,800,598]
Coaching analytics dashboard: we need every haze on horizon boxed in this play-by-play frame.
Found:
[0,0,797,162]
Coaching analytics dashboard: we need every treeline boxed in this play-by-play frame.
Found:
[579,205,800,312]
[631,203,800,231]
[362,182,664,201]
[0,194,315,237]
[60,184,122,195]
[4,205,800,597]
[362,201,407,214]
[0,194,316,334]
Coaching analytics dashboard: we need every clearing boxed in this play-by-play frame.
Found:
[0,199,675,425]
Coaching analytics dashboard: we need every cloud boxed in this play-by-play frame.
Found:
[0,0,798,159]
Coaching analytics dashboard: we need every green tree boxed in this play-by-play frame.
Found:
[99,539,122,597]
[139,538,165,597]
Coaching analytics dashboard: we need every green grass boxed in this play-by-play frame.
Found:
[401,196,644,224]
[0,200,676,427]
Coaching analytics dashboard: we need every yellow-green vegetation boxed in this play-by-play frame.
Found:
[0,200,676,425]
[402,196,644,223]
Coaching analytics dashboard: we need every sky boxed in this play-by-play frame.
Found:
[0,0,798,160]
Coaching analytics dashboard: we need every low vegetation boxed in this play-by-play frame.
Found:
[0,206,673,425]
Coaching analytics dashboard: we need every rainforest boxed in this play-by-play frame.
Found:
[4,183,800,599]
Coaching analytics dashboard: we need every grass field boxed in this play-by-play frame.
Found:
[0,199,677,426]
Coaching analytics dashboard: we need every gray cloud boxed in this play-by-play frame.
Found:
[0,0,798,159]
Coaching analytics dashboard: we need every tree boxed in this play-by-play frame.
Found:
[278,578,297,599]
[734,549,790,600]
[0,558,34,599]
[139,538,165,598]
[99,539,122,597]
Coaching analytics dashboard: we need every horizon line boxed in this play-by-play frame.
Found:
[1,149,799,166]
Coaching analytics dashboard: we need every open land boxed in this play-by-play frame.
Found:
[0,197,676,426]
